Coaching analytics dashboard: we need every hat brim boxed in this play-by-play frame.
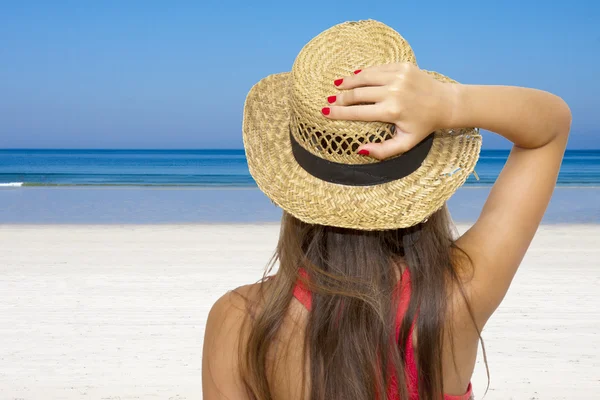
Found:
[242,71,481,230]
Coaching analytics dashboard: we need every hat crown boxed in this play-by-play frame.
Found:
[289,20,416,164]
[241,19,482,229]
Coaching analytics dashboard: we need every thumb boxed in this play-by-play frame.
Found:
[357,130,421,160]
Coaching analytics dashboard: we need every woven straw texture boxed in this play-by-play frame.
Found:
[243,20,481,230]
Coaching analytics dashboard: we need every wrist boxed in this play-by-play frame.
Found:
[444,83,466,129]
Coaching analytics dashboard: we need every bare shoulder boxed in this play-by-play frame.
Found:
[205,280,270,343]
[211,282,265,318]
[202,281,270,400]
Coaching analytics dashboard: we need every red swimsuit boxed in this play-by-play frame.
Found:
[292,268,473,400]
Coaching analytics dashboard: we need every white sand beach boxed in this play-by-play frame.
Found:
[0,224,598,399]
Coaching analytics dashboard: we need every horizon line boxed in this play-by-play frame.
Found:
[1,147,599,151]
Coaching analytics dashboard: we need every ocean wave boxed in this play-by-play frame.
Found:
[1,181,599,189]
[1,182,262,187]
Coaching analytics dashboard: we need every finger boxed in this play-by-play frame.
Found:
[356,130,422,160]
[335,70,395,90]
[330,86,386,106]
[350,63,410,77]
[358,63,409,75]
[335,62,413,89]
[323,104,388,122]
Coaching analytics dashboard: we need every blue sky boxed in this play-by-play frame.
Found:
[0,1,598,149]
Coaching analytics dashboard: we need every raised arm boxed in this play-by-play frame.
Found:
[451,84,571,326]
[324,63,571,327]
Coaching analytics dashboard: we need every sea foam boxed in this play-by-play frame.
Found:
[0,182,24,187]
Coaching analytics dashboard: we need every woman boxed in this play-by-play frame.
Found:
[202,20,571,400]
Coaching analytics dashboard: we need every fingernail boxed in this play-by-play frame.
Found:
[354,69,362,74]
[334,78,343,86]
[321,107,331,116]
[358,149,369,156]
[327,95,336,104]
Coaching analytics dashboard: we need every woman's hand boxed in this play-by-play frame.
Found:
[323,62,458,160]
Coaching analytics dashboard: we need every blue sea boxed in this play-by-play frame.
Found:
[1,149,600,187]
[1,149,599,224]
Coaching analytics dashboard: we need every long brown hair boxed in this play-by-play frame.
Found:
[236,205,485,400]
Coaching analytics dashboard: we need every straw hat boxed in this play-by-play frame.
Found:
[242,20,481,230]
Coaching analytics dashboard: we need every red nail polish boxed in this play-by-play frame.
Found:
[358,149,369,156]
[327,95,336,104]
[354,69,362,74]
[321,107,331,116]
[334,79,343,86]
